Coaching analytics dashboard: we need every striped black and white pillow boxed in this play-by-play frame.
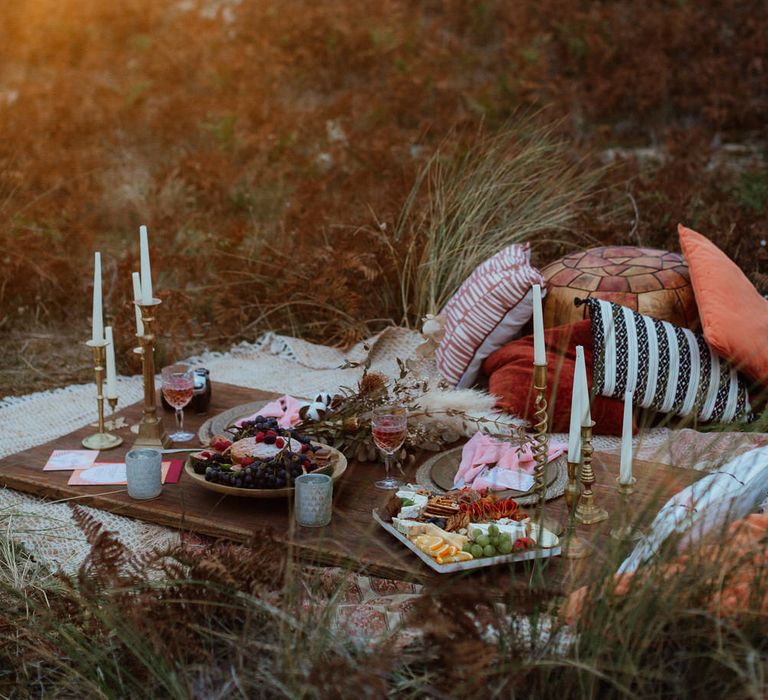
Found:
[582,298,752,423]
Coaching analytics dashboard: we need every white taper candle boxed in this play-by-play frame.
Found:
[576,345,591,427]
[139,225,153,304]
[619,390,634,484]
[105,325,118,399]
[131,271,145,336]
[567,345,585,462]
[92,252,104,343]
[532,284,546,366]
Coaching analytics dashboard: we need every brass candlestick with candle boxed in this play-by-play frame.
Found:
[82,340,123,450]
[610,477,643,541]
[133,299,170,448]
[561,458,591,558]
[531,363,562,536]
[574,421,608,524]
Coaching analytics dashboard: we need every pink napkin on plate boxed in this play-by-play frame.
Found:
[454,432,566,492]
[234,395,307,429]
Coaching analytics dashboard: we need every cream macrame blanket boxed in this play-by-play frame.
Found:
[5,325,755,576]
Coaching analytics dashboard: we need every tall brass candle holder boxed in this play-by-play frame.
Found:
[531,363,561,536]
[133,299,170,448]
[561,459,591,558]
[574,421,608,525]
[610,477,643,541]
[82,339,123,450]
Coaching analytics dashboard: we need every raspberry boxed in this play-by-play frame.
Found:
[300,444,310,453]
[255,431,265,443]
[240,456,255,466]
[266,430,277,437]
[275,437,285,448]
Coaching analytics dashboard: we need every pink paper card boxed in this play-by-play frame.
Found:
[44,450,99,471]
[68,461,172,486]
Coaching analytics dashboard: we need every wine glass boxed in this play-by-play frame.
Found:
[371,405,407,490]
[161,364,195,442]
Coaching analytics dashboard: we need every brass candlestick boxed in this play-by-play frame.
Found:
[561,459,591,558]
[574,421,608,525]
[610,477,643,541]
[82,340,123,450]
[531,363,561,537]
[133,299,170,448]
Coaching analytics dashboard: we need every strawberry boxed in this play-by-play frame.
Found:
[210,435,232,452]
[275,437,285,448]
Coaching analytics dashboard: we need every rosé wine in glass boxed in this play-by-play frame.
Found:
[371,405,407,490]
[161,364,195,442]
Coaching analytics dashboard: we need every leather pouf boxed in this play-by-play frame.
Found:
[541,246,699,329]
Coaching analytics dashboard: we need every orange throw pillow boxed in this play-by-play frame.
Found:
[678,224,768,389]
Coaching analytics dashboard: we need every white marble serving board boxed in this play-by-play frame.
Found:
[373,511,561,574]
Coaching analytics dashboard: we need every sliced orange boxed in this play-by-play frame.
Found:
[450,551,473,562]
[412,535,443,550]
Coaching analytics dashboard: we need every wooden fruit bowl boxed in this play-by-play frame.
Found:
[184,443,347,499]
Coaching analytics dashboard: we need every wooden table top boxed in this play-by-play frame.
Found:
[0,381,702,593]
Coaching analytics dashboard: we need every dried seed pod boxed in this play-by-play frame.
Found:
[342,416,360,432]
[355,444,369,462]
[367,444,378,461]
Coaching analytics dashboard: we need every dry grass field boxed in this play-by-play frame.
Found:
[1,0,766,394]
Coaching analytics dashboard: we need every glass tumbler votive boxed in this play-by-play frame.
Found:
[125,448,162,500]
[295,473,332,527]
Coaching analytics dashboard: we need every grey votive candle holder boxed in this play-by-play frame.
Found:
[125,448,163,500]
[295,473,332,527]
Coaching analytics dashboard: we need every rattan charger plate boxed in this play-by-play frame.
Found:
[198,400,307,445]
[415,446,567,506]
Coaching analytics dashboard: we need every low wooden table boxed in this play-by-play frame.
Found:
[0,381,702,593]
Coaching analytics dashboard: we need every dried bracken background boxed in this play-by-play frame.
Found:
[1,0,766,395]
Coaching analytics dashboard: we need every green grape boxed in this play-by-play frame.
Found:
[498,541,513,555]
[462,542,473,553]
[483,544,496,558]
[470,544,484,559]
[489,536,499,547]
[499,533,512,545]
[488,524,499,536]
[471,528,483,540]
[476,535,490,548]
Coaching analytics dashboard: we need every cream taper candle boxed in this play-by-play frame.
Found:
[532,284,546,366]
[576,345,591,427]
[567,345,585,462]
[139,225,153,304]
[619,390,634,484]
[105,325,118,399]
[131,271,145,336]
[92,252,104,343]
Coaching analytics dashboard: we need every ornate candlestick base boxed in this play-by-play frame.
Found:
[561,460,591,559]
[574,421,608,525]
[82,340,124,451]
[610,477,644,541]
[133,300,170,449]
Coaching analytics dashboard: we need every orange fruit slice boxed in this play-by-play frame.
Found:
[412,535,443,550]
[450,551,473,562]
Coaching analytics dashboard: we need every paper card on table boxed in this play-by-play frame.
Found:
[68,461,172,486]
[44,450,99,471]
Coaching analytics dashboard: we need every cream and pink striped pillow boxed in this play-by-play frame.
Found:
[436,244,544,388]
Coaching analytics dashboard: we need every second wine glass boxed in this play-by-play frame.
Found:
[371,405,407,490]
[161,364,195,442]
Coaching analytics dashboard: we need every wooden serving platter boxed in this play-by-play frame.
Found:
[373,511,561,574]
[183,445,347,499]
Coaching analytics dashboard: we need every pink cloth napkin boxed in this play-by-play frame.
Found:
[234,395,307,429]
[454,432,566,492]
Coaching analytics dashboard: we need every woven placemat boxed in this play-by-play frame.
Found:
[415,447,568,506]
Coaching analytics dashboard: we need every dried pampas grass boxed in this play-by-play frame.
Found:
[410,385,525,449]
